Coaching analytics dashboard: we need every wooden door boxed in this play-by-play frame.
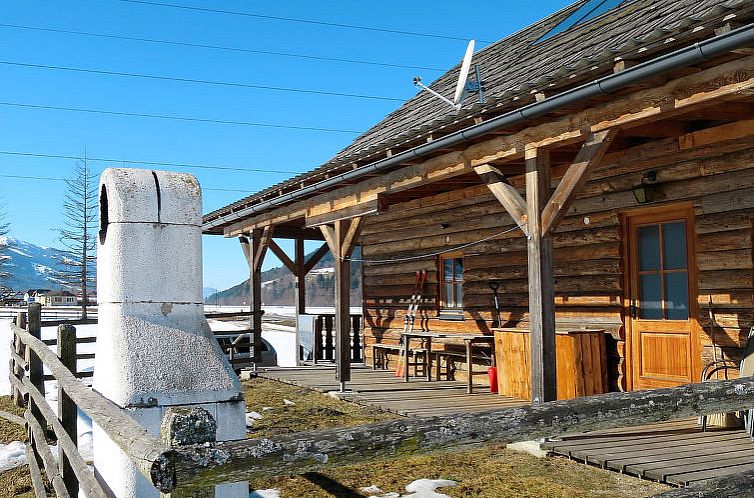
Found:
[627,206,698,390]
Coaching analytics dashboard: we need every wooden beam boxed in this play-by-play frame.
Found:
[264,226,324,241]
[267,239,295,273]
[541,129,618,236]
[679,119,754,150]
[474,164,529,236]
[340,216,363,259]
[304,242,331,275]
[319,225,337,256]
[252,226,272,273]
[525,148,557,403]
[306,200,379,227]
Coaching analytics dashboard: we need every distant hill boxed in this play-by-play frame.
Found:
[0,237,68,291]
[206,248,362,307]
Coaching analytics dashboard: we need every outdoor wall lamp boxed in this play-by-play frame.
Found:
[633,170,658,204]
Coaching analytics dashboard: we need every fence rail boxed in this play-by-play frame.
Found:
[9,302,754,497]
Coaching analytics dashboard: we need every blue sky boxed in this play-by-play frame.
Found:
[0,0,570,291]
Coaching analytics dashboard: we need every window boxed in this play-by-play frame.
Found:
[440,254,464,311]
[536,0,625,43]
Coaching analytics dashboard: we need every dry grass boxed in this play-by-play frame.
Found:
[242,377,670,497]
[0,396,36,498]
[243,377,398,438]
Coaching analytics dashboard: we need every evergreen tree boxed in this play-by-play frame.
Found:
[54,158,97,318]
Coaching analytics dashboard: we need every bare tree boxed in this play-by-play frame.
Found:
[54,157,97,318]
[0,204,10,289]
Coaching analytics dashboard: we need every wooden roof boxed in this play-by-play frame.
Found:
[204,0,754,234]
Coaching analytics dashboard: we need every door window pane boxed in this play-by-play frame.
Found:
[640,273,663,319]
[665,272,689,320]
[445,284,455,307]
[638,225,660,271]
[454,259,464,280]
[444,259,453,281]
[662,222,687,270]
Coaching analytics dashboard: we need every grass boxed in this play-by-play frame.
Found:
[0,396,37,498]
[242,377,671,497]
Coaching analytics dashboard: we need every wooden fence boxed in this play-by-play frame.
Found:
[7,303,754,497]
[312,313,363,363]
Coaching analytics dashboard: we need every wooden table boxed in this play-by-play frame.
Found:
[492,327,607,400]
[402,331,495,393]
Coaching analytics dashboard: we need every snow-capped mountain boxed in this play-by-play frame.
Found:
[0,237,67,291]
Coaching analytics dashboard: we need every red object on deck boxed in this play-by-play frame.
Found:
[488,367,498,393]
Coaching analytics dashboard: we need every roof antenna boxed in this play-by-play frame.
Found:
[413,39,485,110]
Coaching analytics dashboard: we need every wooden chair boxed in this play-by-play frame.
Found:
[700,326,754,435]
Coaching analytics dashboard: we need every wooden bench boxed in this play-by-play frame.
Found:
[371,343,429,376]
[433,347,495,383]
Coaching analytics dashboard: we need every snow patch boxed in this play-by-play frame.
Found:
[245,411,263,427]
[283,399,296,406]
[0,441,26,472]
[249,489,281,498]
[403,479,457,497]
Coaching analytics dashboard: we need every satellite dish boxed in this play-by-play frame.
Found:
[453,39,476,106]
[413,39,484,111]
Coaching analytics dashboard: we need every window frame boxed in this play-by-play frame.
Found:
[438,252,464,316]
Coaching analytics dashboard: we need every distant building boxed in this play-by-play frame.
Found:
[0,289,24,307]
[24,289,51,304]
[41,290,77,307]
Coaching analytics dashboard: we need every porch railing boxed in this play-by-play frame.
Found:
[311,313,363,363]
[8,303,754,497]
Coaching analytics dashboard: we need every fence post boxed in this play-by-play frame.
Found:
[12,312,27,407]
[313,316,323,364]
[26,303,45,471]
[161,407,222,498]
[324,315,334,361]
[58,324,79,498]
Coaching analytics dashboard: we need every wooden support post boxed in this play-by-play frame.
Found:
[57,324,78,498]
[320,217,363,391]
[240,228,271,365]
[526,148,557,403]
[295,238,306,316]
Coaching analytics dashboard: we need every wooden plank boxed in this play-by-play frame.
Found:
[268,239,295,273]
[24,444,47,498]
[474,164,529,236]
[679,119,754,150]
[304,242,331,275]
[25,410,69,498]
[306,199,379,227]
[541,129,618,237]
[526,148,557,403]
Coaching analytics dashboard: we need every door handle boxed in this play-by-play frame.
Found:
[630,303,638,319]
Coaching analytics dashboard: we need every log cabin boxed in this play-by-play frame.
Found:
[203,0,754,402]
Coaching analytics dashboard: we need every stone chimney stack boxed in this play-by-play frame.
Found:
[93,168,246,497]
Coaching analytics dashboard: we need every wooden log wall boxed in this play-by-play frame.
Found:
[360,135,754,392]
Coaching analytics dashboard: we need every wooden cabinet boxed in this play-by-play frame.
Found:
[493,328,608,400]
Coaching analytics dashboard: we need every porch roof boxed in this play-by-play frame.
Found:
[203,0,753,235]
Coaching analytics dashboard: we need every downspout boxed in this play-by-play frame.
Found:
[204,23,754,232]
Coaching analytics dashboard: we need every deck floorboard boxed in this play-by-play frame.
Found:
[543,418,754,486]
[256,364,524,417]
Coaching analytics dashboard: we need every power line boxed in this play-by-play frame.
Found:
[0,23,446,72]
[117,0,491,43]
[0,150,303,175]
[0,60,405,102]
[0,101,361,134]
[0,173,254,193]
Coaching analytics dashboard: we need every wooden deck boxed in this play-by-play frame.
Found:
[542,419,754,486]
[256,364,526,417]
